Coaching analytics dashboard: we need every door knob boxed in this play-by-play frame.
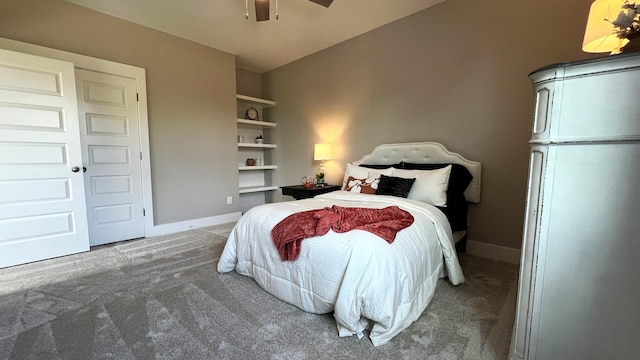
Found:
[83,167,87,173]
[72,166,80,173]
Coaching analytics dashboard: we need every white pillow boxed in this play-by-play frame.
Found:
[391,165,452,206]
[341,163,393,190]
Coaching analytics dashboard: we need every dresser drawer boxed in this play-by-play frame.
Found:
[530,54,640,143]
[556,69,640,140]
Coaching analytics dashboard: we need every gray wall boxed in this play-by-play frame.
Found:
[0,0,239,225]
[264,0,600,250]
[236,68,263,99]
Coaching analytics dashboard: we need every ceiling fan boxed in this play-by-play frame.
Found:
[249,0,334,22]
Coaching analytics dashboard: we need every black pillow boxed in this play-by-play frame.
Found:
[401,163,473,194]
[375,175,415,198]
[359,163,402,170]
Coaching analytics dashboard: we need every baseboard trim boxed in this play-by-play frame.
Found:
[147,212,242,237]
[467,240,521,264]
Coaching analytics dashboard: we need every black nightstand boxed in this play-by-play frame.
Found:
[280,184,341,200]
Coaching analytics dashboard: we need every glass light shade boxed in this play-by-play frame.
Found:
[314,144,332,161]
[583,0,628,53]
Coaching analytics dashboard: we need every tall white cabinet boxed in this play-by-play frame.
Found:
[510,55,640,359]
[236,94,278,213]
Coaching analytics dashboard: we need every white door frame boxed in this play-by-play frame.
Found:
[0,37,155,239]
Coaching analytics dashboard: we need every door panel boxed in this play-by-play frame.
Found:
[0,48,89,268]
[75,69,144,246]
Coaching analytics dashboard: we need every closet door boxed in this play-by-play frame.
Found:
[75,69,145,246]
[0,48,89,268]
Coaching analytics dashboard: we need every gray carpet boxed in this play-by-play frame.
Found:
[0,223,518,360]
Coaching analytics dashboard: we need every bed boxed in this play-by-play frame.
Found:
[217,142,481,346]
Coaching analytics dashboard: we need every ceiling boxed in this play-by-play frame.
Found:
[65,0,445,73]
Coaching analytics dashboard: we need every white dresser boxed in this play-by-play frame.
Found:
[510,54,640,359]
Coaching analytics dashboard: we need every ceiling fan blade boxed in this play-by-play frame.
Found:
[308,0,333,7]
[255,0,269,21]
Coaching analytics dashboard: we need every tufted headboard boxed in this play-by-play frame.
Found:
[352,142,481,203]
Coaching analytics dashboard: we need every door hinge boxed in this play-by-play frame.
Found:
[143,208,146,216]
[136,93,139,101]
[140,152,143,160]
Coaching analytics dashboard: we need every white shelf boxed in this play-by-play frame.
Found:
[239,165,277,171]
[236,94,277,209]
[239,185,279,194]
[236,94,276,107]
[238,143,277,149]
[237,119,276,128]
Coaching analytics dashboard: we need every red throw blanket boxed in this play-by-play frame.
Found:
[271,205,414,261]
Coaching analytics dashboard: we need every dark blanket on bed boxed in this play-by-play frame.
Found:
[271,205,414,261]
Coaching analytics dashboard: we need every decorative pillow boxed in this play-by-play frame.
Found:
[399,163,472,231]
[401,163,472,195]
[375,175,416,198]
[344,176,379,194]
[391,165,452,207]
[341,163,393,190]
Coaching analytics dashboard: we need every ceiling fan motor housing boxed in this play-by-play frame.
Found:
[253,0,333,22]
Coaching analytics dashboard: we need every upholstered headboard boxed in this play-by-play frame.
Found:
[352,142,481,203]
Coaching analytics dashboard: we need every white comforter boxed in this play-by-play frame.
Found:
[217,191,464,346]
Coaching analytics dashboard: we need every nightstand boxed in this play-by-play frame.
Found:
[280,184,341,200]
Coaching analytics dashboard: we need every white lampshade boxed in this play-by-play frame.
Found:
[583,0,628,53]
[314,144,332,161]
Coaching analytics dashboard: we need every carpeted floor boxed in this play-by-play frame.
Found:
[0,223,518,360]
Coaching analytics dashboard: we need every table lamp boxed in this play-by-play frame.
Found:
[583,0,628,54]
[314,144,331,187]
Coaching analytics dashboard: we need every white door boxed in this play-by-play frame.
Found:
[75,69,145,246]
[0,48,89,268]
